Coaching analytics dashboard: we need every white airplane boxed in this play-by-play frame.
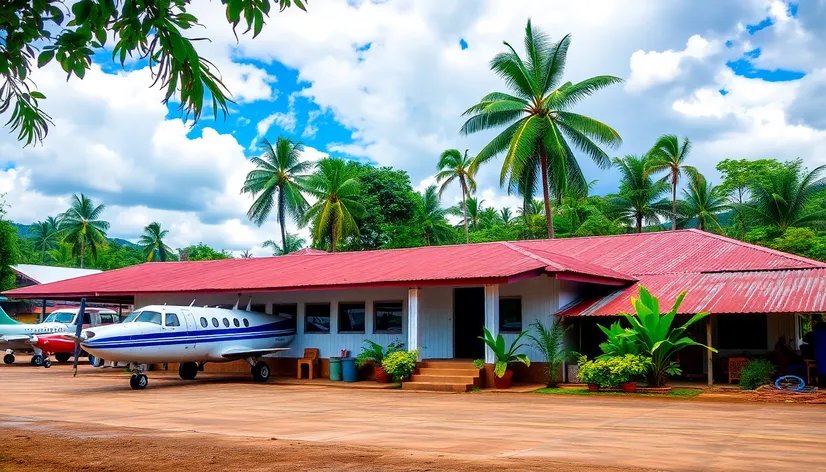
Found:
[0,306,118,367]
[73,300,295,390]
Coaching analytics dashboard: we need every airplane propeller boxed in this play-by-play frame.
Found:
[71,298,87,377]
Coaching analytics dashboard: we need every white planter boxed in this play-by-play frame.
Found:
[566,364,581,383]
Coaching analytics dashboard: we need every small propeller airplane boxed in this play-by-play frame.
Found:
[68,298,295,390]
[0,306,117,367]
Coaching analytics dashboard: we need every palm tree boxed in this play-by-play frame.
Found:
[420,186,454,246]
[461,20,622,239]
[240,250,253,258]
[608,155,670,233]
[301,158,365,252]
[450,197,484,230]
[242,137,311,254]
[28,216,60,262]
[58,194,109,268]
[138,222,173,262]
[479,208,499,228]
[645,135,698,231]
[436,149,477,244]
[679,173,729,232]
[499,207,513,225]
[263,233,306,255]
[737,164,826,232]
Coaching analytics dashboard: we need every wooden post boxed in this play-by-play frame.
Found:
[483,284,500,364]
[706,315,714,386]
[407,288,421,358]
[40,299,46,323]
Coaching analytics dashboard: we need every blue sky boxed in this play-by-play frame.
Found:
[1,0,825,254]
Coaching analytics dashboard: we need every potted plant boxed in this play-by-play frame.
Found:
[577,356,606,391]
[381,349,419,382]
[479,327,530,389]
[527,319,574,387]
[356,340,404,382]
[606,354,652,393]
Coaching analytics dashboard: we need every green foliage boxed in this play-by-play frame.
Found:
[607,155,670,232]
[437,149,477,243]
[179,243,232,261]
[619,286,716,387]
[716,158,791,205]
[527,319,573,387]
[534,387,701,398]
[678,172,729,232]
[139,222,173,262]
[90,241,147,270]
[479,327,531,377]
[302,158,365,252]
[356,340,405,368]
[472,358,486,370]
[0,220,21,291]
[577,354,650,388]
[740,359,775,390]
[596,322,639,359]
[27,217,60,263]
[0,0,306,146]
[58,193,109,268]
[419,186,454,246]
[577,356,610,387]
[645,134,698,231]
[381,349,419,382]
[263,233,306,255]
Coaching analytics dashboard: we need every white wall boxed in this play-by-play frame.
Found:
[418,286,453,359]
[499,275,560,362]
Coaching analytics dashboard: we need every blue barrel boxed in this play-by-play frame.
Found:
[341,357,358,382]
[329,357,342,381]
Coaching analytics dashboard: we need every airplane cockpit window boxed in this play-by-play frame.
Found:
[99,314,113,324]
[200,317,208,328]
[165,313,180,327]
[45,312,75,324]
[211,317,219,327]
[135,311,162,325]
[222,318,230,327]
[80,312,92,325]
[233,318,240,327]
[243,318,249,328]
[123,311,141,323]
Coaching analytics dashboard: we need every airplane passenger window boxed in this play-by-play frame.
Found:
[165,313,180,327]
[212,317,219,327]
[200,317,208,328]
[233,318,240,327]
[222,318,230,327]
[243,318,249,327]
[136,311,162,325]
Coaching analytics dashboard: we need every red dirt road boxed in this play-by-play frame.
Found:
[1,363,825,471]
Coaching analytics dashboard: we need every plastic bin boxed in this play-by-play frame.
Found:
[341,357,358,382]
[329,357,342,381]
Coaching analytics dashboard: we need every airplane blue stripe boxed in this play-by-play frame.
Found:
[86,331,295,349]
[90,322,291,343]
[85,329,294,347]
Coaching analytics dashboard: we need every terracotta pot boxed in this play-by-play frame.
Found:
[587,383,599,392]
[622,382,637,393]
[493,370,513,389]
[374,366,391,383]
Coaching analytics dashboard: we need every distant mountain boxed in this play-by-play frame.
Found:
[11,222,139,248]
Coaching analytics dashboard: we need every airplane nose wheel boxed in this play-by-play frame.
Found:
[3,354,14,364]
[43,358,52,368]
[251,361,270,383]
[130,374,148,390]
[30,354,44,366]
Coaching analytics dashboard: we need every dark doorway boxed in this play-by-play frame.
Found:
[454,287,485,359]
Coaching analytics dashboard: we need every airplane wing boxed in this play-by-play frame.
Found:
[221,348,290,359]
[0,335,32,343]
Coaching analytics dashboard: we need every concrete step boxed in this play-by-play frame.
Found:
[418,361,477,369]
[402,381,473,393]
[417,367,481,376]
[410,374,479,384]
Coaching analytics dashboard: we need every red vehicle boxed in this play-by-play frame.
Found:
[31,308,120,365]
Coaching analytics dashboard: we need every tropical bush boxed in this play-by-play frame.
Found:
[479,327,531,378]
[740,359,775,390]
[381,349,419,382]
[618,286,716,387]
[528,319,573,387]
[577,356,610,387]
[355,340,405,368]
[578,355,652,388]
[472,358,485,370]
[596,322,639,359]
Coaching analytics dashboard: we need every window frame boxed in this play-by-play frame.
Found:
[337,301,367,334]
[304,303,332,334]
[498,297,523,334]
[200,317,208,328]
[273,303,298,331]
[211,317,219,328]
[373,300,404,334]
[233,318,240,327]
[164,313,181,327]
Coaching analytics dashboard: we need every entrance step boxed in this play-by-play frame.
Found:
[402,360,482,393]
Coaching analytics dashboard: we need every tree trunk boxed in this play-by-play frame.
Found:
[80,240,85,268]
[540,147,554,239]
[330,220,337,253]
[425,232,430,246]
[460,177,469,244]
[636,215,642,233]
[671,170,678,231]
[278,189,287,255]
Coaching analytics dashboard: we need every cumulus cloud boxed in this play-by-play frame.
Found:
[249,111,298,150]
[626,35,719,92]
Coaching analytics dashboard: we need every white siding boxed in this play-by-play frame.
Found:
[418,286,453,359]
[499,275,559,362]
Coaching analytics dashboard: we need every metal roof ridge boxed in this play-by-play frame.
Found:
[498,241,566,271]
[686,229,826,268]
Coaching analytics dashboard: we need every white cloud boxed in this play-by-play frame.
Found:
[626,35,719,92]
[249,111,297,150]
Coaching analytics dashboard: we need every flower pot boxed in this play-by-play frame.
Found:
[493,370,514,389]
[622,382,637,393]
[374,366,391,383]
[587,383,599,392]
[566,364,580,383]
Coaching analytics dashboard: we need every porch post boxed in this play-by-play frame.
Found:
[408,288,421,357]
[484,284,500,364]
[40,299,46,323]
[706,314,714,386]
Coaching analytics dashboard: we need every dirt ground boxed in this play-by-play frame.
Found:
[1,362,825,471]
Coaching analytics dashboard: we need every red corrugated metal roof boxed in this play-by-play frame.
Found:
[560,269,826,316]
[3,241,634,299]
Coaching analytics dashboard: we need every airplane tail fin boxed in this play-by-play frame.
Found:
[0,306,22,325]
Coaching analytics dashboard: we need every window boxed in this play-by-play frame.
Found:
[499,298,522,333]
[222,318,230,327]
[718,314,767,350]
[123,311,141,323]
[45,312,75,324]
[339,302,366,333]
[211,317,219,328]
[243,318,249,327]
[136,311,162,325]
[251,304,267,313]
[233,318,240,327]
[99,314,114,324]
[200,317,208,328]
[273,304,298,331]
[305,303,331,333]
[165,313,180,327]
[374,301,403,334]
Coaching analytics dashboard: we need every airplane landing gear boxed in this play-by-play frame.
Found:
[55,352,71,363]
[43,358,52,368]
[178,362,198,380]
[3,354,14,364]
[129,373,148,390]
[251,361,270,383]
[30,354,44,366]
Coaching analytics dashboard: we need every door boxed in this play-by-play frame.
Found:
[454,287,485,359]
[179,309,197,350]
